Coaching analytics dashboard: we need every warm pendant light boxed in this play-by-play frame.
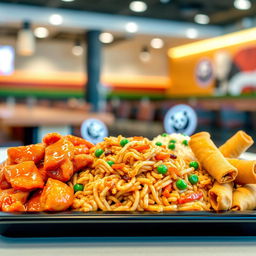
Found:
[17,21,35,56]
[139,46,151,62]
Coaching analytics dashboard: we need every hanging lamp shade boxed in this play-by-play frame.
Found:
[17,21,35,56]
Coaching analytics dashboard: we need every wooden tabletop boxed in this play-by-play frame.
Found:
[0,104,114,127]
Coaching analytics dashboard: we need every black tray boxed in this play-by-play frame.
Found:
[1,211,256,237]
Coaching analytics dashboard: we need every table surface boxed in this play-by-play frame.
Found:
[0,104,114,126]
[1,149,256,255]
[1,236,256,256]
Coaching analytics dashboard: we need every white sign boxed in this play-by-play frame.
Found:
[164,104,197,136]
[0,46,14,75]
[81,119,108,144]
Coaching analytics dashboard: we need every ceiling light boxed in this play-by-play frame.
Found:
[129,1,147,12]
[150,38,164,49]
[168,27,256,59]
[194,14,210,24]
[72,40,83,56]
[234,0,251,10]
[186,28,199,39]
[17,21,35,56]
[62,0,75,2]
[72,45,83,56]
[140,46,151,62]
[49,14,63,25]
[125,22,138,33]
[34,27,49,38]
[99,32,114,44]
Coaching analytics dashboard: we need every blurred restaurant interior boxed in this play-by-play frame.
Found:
[1,0,256,152]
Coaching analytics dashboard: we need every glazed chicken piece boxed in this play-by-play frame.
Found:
[40,178,73,211]
[65,135,94,148]
[0,189,29,212]
[37,163,48,182]
[0,168,11,190]
[74,145,90,155]
[7,143,45,165]
[43,133,62,145]
[73,154,93,172]
[26,190,43,212]
[65,135,94,156]
[4,161,44,191]
[44,138,75,182]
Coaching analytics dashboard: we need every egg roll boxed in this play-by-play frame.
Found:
[189,132,238,183]
[219,131,253,158]
[208,182,233,211]
[227,158,256,184]
[232,184,256,211]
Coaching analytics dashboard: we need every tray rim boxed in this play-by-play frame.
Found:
[2,211,256,223]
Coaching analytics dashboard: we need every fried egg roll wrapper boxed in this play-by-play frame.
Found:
[227,158,256,184]
[232,184,256,211]
[219,130,253,158]
[208,182,233,211]
[189,132,238,183]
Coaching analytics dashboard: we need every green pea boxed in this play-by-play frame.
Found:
[189,161,199,170]
[155,141,162,146]
[176,179,187,190]
[74,184,84,192]
[182,140,188,146]
[95,148,104,157]
[107,160,115,166]
[157,164,168,174]
[188,174,199,185]
[168,143,176,150]
[120,138,129,147]
[161,133,168,137]
[169,139,176,143]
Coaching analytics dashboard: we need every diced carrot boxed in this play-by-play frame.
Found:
[162,184,172,197]
[132,145,150,152]
[168,166,180,176]
[155,153,170,160]
[133,136,144,141]
[112,163,125,170]
[177,192,203,204]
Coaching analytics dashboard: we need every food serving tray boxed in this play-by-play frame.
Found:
[1,211,256,237]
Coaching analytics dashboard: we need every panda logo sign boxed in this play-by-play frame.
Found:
[164,104,197,136]
[81,118,108,144]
